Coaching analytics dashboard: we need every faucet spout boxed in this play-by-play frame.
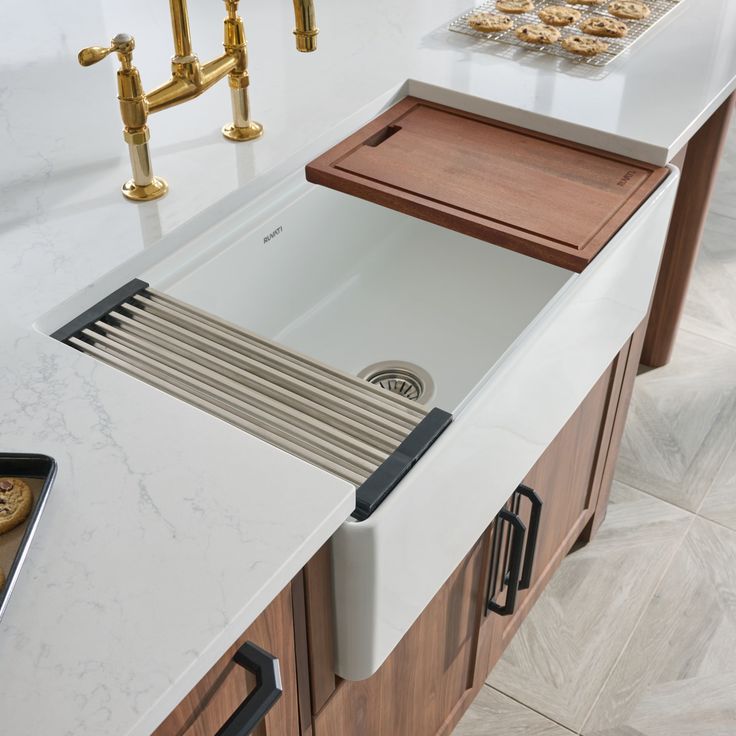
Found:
[170,0,194,58]
[292,0,318,52]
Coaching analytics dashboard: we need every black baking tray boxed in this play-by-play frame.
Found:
[0,453,57,621]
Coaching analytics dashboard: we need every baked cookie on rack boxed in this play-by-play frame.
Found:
[468,11,515,31]
[496,0,534,14]
[560,34,610,55]
[580,15,629,36]
[607,0,651,18]
[538,5,582,26]
[515,23,562,43]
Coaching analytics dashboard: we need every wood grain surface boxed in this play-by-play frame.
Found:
[152,584,300,736]
[307,97,668,272]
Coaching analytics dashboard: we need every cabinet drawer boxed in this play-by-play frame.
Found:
[153,584,300,736]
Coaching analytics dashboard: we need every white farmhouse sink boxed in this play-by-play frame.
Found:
[138,167,679,679]
[151,179,572,415]
[44,158,678,681]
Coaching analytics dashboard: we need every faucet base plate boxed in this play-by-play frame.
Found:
[122,176,169,202]
[222,121,264,142]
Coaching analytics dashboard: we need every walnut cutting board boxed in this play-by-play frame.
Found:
[306,97,669,272]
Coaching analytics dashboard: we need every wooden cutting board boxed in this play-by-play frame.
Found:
[306,97,669,272]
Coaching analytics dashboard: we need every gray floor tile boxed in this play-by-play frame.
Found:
[698,440,736,531]
[453,686,574,735]
[486,485,692,732]
[615,330,736,511]
[680,211,736,349]
[581,517,736,736]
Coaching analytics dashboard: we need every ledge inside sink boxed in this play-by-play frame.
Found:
[146,179,574,414]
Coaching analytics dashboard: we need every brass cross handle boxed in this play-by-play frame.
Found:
[78,33,135,67]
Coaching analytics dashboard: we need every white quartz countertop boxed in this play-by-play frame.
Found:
[1,0,734,735]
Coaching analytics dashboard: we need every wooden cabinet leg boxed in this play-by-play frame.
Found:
[641,93,735,368]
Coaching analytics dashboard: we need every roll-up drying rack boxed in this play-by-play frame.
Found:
[52,280,451,520]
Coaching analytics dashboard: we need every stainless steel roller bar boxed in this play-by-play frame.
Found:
[107,308,409,443]
[71,338,369,486]
[80,328,380,476]
[93,322,390,465]
[65,286,430,489]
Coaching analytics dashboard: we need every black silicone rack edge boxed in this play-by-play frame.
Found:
[51,278,150,344]
[352,407,453,521]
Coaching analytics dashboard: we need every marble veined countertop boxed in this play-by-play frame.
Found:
[0,0,734,734]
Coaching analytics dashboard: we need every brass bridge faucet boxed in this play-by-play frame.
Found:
[79,0,318,202]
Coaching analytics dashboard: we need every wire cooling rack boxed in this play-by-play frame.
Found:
[449,0,681,67]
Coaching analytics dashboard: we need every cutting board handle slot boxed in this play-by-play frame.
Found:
[365,124,402,148]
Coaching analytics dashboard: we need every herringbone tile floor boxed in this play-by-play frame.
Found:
[455,121,736,736]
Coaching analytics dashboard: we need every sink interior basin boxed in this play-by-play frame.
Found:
[147,178,574,414]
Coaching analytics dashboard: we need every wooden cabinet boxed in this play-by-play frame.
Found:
[311,536,486,736]
[152,583,301,736]
[474,322,646,688]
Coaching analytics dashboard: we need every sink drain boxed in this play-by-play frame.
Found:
[358,361,434,403]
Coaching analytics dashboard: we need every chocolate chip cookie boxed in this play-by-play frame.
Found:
[607,0,651,18]
[538,5,582,26]
[581,15,629,36]
[496,0,534,13]
[560,34,610,55]
[0,478,32,535]
[515,23,562,43]
[468,11,515,32]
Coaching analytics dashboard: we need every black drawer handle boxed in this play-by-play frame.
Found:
[215,642,283,736]
[516,484,543,590]
[488,509,526,617]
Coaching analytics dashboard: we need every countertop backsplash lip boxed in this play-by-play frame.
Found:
[0,0,734,734]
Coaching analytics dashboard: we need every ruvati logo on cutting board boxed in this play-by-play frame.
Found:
[616,170,638,187]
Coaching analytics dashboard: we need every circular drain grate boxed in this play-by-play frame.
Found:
[358,361,435,403]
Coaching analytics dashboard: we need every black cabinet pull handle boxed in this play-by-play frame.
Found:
[516,484,543,590]
[214,642,283,736]
[488,509,526,617]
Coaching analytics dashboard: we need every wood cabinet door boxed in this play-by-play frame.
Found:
[152,583,301,736]
[312,536,486,736]
[474,339,631,681]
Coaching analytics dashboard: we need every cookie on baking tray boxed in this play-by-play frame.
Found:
[468,11,515,32]
[0,478,32,535]
[608,0,651,18]
[496,0,534,14]
[515,23,562,43]
[581,15,629,36]
[560,34,610,55]
[538,5,582,26]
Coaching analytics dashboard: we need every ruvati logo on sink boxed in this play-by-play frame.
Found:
[263,226,283,244]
